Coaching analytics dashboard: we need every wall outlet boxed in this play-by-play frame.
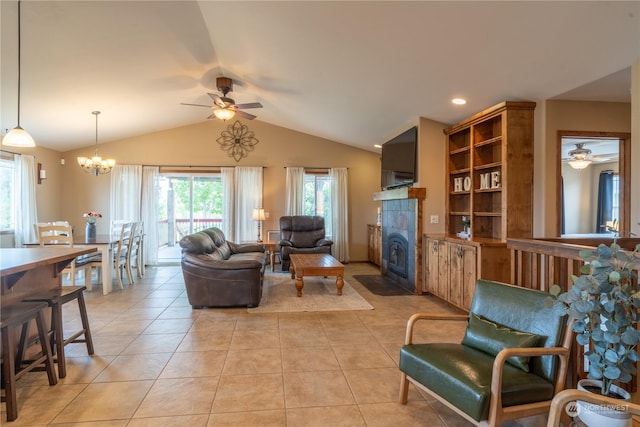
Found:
[430,215,439,224]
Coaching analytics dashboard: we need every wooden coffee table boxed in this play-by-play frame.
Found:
[289,254,345,297]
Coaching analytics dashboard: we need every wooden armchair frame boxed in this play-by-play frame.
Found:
[399,313,574,427]
[547,389,640,426]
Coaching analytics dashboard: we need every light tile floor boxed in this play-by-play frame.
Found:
[2,262,548,426]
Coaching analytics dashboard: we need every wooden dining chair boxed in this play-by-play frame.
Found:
[128,221,144,279]
[35,223,92,286]
[89,222,136,290]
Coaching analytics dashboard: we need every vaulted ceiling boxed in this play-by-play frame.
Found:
[1,1,638,152]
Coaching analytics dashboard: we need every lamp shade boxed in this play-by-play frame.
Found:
[213,108,235,120]
[252,208,267,221]
[568,159,591,170]
[3,126,35,147]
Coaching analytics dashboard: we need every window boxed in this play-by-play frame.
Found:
[0,153,15,232]
[611,174,620,230]
[303,171,332,238]
[156,172,223,261]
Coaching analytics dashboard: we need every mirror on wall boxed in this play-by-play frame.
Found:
[558,131,630,237]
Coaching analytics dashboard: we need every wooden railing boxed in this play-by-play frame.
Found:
[508,237,640,292]
[507,237,640,390]
[158,218,223,248]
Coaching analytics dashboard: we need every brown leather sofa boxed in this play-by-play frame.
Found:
[278,216,333,271]
[179,228,266,308]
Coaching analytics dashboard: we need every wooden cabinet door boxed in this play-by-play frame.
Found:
[460,244,477,310]
[367,225,381,267]
[425,238,447,297]
[449,242,477,310]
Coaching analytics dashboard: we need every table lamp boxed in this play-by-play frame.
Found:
[252,208,267,242]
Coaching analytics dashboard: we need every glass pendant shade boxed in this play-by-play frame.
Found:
[3,126,35,147]
[568,159,591,170]
[213,108,235,120]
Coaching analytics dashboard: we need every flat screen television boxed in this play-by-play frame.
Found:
[381,126,417,189]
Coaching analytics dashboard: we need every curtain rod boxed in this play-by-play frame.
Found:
[282,167,349,169]
[1,148,22,156]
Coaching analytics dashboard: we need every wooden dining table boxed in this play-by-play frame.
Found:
[24,234,122,295]
[1,247,97,306]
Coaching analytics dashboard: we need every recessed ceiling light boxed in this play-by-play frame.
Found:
[452,98,467,105]
[374,144,382,149]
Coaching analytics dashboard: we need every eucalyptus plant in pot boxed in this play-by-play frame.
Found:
[548,241,640,426]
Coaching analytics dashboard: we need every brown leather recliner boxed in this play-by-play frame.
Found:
[278,216,333,272]
[179,228,266,308]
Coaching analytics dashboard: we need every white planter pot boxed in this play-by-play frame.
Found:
[576,379,632,427]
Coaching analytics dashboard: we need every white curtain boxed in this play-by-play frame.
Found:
[110,165,143,229]
[141,166,159,266]
[330,168,349,263]
[221,167,235,239]
[14,154,38,247]
[285,167,305,215]
[234,167,263,242]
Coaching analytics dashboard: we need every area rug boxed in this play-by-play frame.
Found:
[247,272,374,313]
[353,275,412,296]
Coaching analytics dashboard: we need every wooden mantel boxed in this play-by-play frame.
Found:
[373,187,426,201]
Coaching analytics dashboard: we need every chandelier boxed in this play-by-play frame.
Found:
[77,111,116,175]
[3,1,35,147]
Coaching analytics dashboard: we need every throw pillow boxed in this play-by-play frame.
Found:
[462,313,541,372]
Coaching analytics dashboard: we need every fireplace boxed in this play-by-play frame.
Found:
[374,187,425,295]
[387,233,408,279]
[381,198,418,293]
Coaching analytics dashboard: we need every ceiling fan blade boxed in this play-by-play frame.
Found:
[208,93,225,108]
[207,113,217,120]
[235,110,257,120]
[180,103,213,108]
[235,102,263,109]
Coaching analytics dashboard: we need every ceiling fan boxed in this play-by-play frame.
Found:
[181,77,263,120]
[562,143,614,170]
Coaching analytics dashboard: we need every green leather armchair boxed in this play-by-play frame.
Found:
[399,279,574,426]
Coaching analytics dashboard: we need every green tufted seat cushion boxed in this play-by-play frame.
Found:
[399,343,554,421]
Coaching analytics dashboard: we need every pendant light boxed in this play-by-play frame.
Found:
[77,111,116,176]
[3,0,35,147]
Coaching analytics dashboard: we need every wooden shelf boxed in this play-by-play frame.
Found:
[474,188,501,194]
[450,146,471,155]
[474,212,502,217]
[450,168,471,175]
[474,162,501,171]
[475,135,502,147]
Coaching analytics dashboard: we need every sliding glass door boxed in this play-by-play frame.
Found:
[156,173,222,262]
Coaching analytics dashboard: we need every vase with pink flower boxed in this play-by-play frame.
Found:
[83,211,102,239]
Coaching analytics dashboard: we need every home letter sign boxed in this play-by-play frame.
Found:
[463,176,471,191]
[480,173,490,190]
[491,171,501,189]
[454,177,463,192]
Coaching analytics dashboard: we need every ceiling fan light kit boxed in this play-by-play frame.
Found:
[3,1,35,148]
[568,159,591,170]
[567,142,592,170]
[181,76,263,121]
[77,111,116,176]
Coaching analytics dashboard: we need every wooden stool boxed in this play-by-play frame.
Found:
[1,302,57,422]
[22,286,94,379]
